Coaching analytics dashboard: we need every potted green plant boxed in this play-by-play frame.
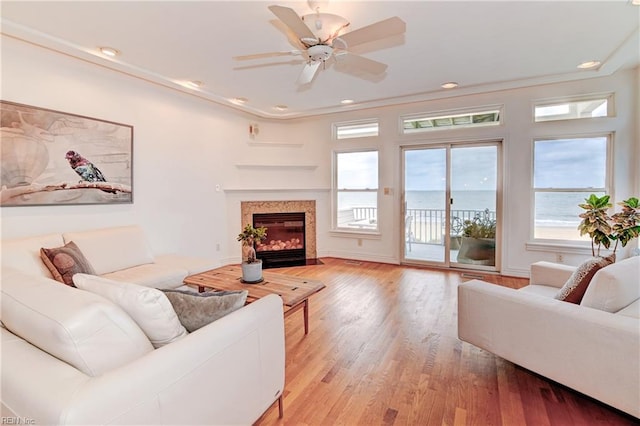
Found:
[237,223,267,283]
[611,197,640,250]
[578,194,640,257]
[457,208,496,266]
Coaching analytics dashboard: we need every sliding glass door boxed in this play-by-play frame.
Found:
[402,142,500,271]
[403,148,448,262]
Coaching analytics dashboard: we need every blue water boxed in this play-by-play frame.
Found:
[340,190,595,228]
[407,190,595,227]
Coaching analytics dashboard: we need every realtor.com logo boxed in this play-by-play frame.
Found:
[1,418,35,425]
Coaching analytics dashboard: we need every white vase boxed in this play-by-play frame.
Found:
[241,260,263,283]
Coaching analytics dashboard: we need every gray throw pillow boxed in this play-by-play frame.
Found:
[162,289,248,332]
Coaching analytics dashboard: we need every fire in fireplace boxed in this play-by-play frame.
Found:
[253,212,306,268]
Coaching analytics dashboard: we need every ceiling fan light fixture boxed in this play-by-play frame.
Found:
[577,60,601,69]
[441,82,459,89]
[302,12,349,42]
[99,47,119,57]
[307,44,333,62]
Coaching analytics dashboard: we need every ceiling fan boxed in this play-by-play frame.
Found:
[234,4,406,85]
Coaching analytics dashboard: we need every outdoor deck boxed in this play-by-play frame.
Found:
[339,206,496,264]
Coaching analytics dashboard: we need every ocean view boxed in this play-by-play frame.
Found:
[340,190,596,228]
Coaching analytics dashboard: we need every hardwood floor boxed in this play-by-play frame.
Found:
[254,258,637,426]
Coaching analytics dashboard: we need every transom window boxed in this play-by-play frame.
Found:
[334,150,379,231]
[534,95,611,122]
[333,119,379,140]
[533,136,610,241]
[402,108,501,134]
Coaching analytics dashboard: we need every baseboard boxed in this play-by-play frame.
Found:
[500,267,529,278]
[323,250,400,265]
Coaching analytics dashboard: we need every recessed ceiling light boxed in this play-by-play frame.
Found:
[341,99,355,105]
[577,60,601,69]
[231,97,248,104]
[185,80,203,89]
[441,82,458,89]
[274,105,288,111]
[99,47,119,57]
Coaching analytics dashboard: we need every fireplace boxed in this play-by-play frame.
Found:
[254,212,306,268]
[240,200,318,268]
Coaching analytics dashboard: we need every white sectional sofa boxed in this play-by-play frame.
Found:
[458,256,640,418]
[2,225,215,289]
[1,225,286,425]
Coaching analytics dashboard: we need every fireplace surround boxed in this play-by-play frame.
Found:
[240,200,317,268]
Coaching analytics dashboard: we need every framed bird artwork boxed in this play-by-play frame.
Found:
[0,101,133,206]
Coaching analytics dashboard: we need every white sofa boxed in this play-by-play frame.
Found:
[2,225,216,289]
[458,256,640,418]
[1,226,286,425]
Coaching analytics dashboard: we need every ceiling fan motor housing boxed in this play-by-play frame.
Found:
[308,44,333,62]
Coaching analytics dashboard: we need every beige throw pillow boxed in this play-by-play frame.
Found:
[73,274,188,348]
[40,241,96,286]
[555,255,615,304]
[162,289,248,332]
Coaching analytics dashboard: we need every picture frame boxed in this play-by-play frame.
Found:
[1,101,133,206]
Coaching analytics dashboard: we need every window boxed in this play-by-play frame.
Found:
[334,119,379,140]
[334,150,379,231]
[533,136,609,241]
[534,95,611,122]
[402,108,501,134]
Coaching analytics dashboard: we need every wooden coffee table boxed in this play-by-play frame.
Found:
[183,265,326,334]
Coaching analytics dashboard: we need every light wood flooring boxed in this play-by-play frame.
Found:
[255,257,637,426]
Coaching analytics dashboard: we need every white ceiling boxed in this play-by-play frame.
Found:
[2,1,639,119]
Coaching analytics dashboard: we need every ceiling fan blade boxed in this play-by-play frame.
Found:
[234,51,301,61]
[233,59,306,71]
[335,53,388,75]
[268,5,316,40]
[297,61,321,85]
[339,17,406,49]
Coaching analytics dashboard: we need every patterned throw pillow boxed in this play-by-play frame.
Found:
[40,241,96,286]
[162,289,249,332]
[554,255,615,304]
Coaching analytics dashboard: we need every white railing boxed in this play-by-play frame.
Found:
[344,207,495,244]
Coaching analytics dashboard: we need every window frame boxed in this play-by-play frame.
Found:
[400,105,503,135]
[332,148,380,234]
[530,133,613,244]
[333,118,379,140]
[533,93,614,123]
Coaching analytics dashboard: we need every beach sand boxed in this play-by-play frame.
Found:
[409,221,589,243]
[534,226,588,241]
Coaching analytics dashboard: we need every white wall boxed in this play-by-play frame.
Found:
[0,36,288,264]
[2,36,637,276]
[279,67,638,276]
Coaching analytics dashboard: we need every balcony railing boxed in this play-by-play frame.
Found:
[339,207,495,244]
[405,208,495,245]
